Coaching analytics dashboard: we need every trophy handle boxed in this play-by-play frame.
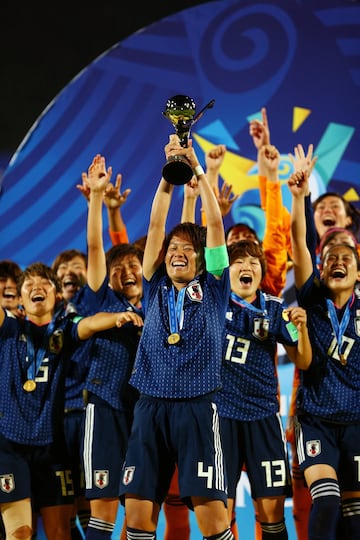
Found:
[191,99,215,127]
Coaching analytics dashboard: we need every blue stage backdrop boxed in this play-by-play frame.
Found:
[1,1,360,538]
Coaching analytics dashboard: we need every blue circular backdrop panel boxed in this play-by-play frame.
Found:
[1,0,360,268]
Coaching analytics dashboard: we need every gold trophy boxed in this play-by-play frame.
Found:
[162,95,215,185]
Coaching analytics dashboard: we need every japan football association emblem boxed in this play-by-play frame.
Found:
[186,281,203,302]
[94,470,109,489]
[0,474,15,493]
[253,317,269,340]
[123,466,135,485]
[48,329,64,353]
[306,440,321,457]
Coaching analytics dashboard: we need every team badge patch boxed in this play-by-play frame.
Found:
[253,317,269,340]
[94,470,109,489]
[123,466,135,485]
[186,281,203,302]
[0,474,15,493]
[306,440,321,457]
[48,329,64,353]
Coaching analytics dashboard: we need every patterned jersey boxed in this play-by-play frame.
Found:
[62,289,93,410]
[0,308,81,445]
[215,290,298,421]
[297,272,360,422]
[83,279,144,410]
[130,268,230,398]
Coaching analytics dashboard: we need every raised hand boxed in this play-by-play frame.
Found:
[289,143,317,176]
[249,107,270,150]
[103,173,131,210]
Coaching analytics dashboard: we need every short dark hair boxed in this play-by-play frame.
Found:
[105,243,143,274]
[322,243,360,271]
[17,262,61,295]
[227,240,267,279]
[0,259,22,280]
[52,249,87,273]
[165,222,206,275]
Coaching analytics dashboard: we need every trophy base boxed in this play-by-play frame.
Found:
[162,156,194,185]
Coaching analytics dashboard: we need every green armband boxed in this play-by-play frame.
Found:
[205,244,229,276]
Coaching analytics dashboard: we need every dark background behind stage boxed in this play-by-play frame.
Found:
[0,1,209,161]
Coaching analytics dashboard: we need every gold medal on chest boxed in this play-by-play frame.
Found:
[23,380,36,392]
[168,333,181,345]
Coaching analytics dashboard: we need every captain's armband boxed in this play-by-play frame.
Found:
[205,244,229,276]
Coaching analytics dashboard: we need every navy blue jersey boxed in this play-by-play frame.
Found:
[64,338,92,410]
[215,291,298,421]
[82,280,144,410]
[60,293,93,411]
[296,272,360,422]
[129,268,230,398]
[0,309,81,445]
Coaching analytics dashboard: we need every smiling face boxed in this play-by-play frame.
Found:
[20,275,58,323]
[230,254,263,301]
[165,234,198,288]
[1,277,20,313]
[109,254,143,306]
[228,240,266,301]
[321,244,360,297]
[314,195,352,240]
[18,263,61,324]
[55,255,87,301]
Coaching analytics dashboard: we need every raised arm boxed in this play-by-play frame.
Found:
[142,136,180,281]
[249,107,270,176]
[181,177,200,224]
[103,172,131,245]
[258,144,288,296]
[85,154,111,292]
[288,169,313,288]
[289,144,318,267]
[205,144,226,195]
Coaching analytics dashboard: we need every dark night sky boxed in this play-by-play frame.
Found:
[0,1,209,160]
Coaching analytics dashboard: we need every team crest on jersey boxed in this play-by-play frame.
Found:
[355,318,360,337]
[48,329,64,353]
[253,317,269,340]
[123,466,135,485]
[186,281,203,302]
[0,474,15,493]
[94,470,109,489]
[306,440,321,457]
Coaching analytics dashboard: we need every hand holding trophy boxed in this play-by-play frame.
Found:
[162,95,215,185]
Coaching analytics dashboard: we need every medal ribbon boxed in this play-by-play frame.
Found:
[24,312,60,382]
[326,293,353,360]
[230,291,268,316]
[168,286,186,334]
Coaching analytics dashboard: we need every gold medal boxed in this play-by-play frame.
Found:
[282,310,289,322]
[340,354,347,366]
[168,333,181,345]
[23,380,36,392]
